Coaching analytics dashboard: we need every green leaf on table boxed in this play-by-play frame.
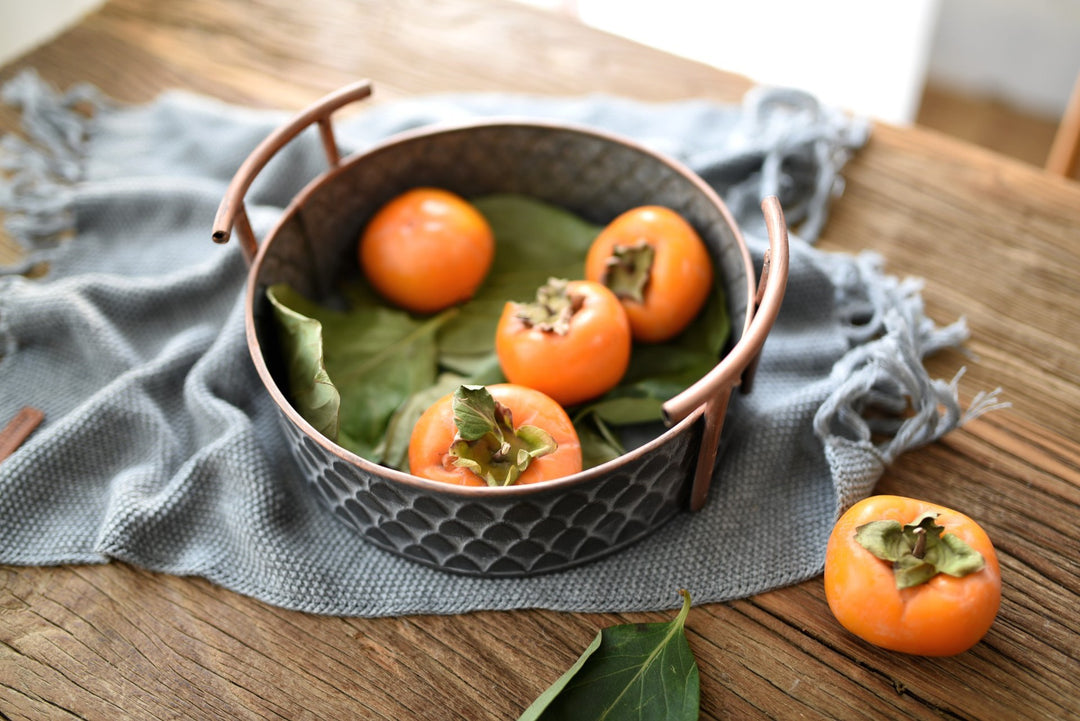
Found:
[518,589,700,721]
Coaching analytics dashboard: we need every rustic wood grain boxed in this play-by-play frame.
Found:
[1,0,1079,719]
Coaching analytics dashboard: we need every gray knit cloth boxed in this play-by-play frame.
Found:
[0,71,1003,615]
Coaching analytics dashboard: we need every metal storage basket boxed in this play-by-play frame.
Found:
[212,81,789,576]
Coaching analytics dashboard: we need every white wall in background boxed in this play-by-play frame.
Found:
[926,0,1080,118]
[3,0,1077,124]
[0,0,105,67]
[574,0,941,124]
[525,0,1078,124]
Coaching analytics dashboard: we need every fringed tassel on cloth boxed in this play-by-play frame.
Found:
[816,251,1009,513]
[0,69,104,272]
[703,86,871,243]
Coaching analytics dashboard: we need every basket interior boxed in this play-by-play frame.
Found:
[250,122,752,451]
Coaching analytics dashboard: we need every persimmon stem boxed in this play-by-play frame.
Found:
[912,527,927,559]
[600,239,654,303]
[513,278,583,335]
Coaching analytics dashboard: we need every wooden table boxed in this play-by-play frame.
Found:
[2,1,1078,718]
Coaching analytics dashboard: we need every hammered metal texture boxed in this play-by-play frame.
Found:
[249,122,751,576]
[280,407,697,576]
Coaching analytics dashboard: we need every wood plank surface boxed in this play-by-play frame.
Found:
[2,0,1079,719]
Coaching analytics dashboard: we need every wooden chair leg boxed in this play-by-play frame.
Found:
[1046,72,1080,178]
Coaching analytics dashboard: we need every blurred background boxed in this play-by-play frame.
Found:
[2,0,1078,169]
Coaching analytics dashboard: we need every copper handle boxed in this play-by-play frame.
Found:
[663,195,789,510]
[211,80,374,262]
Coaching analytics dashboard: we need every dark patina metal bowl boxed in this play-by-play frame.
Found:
[212,81,789,577]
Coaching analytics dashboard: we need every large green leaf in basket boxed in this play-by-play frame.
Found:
[266,286,341,442]
[267,283,453,463]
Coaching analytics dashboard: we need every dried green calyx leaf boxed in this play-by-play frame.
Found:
[449,385,557,486]
[513,278,584,335]
[855,512,986,590]
[600,239,655,303]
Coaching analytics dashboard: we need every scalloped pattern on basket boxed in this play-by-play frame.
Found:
[281,411,697,577]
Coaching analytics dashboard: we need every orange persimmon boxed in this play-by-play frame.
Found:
[495,278,631,407]
[408,384,582,487]
[824,495,1002,656]
[585,205,713,343]
[358,187,495,313]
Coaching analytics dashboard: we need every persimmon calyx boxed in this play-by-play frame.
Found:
[600,239,654,303]
[512,278,584,335]
[448,385,557,486]
[854,512,986,589]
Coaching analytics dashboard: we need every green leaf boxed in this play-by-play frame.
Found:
[474,194,601,274]
[377,373,469,472]
[855,513,986,590]
[518,590,700,721]
[265,283,450,462]
[452,384,501,440]
[569,272,729,429]
[378,355,508,472]
[581,396,666,426]
[573,414,627,469]
[435,194,600,365]
[266,285,341,442]
[518,634,603,721]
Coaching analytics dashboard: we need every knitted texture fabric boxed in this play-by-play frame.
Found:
[0,71,1003,615]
